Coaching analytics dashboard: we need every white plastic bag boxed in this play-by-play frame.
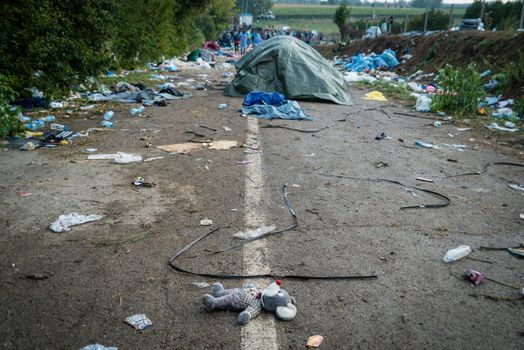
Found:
[415,95,431,112]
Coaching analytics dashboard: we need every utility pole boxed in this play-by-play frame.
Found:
[404,14,408,33]
[448,4,454,29]
[480,0,486,22]
[424,8,429,32]
[519,1,524,30]
[372,0,376,20]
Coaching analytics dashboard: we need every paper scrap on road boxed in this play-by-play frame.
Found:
[208,140,238,150]
[306,335,324,348]
[50,213,103,233]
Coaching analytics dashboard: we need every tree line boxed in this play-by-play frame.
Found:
[0,0,237,98]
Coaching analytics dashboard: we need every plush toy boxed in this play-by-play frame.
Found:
[202,280,297,325]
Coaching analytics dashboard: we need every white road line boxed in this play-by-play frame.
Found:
[241,117,278,350]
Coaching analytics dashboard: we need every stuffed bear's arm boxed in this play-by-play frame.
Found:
[244,302,261,319]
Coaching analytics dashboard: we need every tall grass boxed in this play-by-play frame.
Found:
[431,64,485,117]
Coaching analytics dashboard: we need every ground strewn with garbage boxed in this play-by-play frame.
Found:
[1,36,524,350]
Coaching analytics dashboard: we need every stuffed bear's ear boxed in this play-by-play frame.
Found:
[275,303,297,321]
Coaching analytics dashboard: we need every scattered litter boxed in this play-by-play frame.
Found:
[375,131,391,140]
[114,152,142,164]
[85,148,98,153]
[448,134,454,138]
[508,247,524,258]
[342,48,399,71]
[87,154,119,160]
[373,161,389,168]
[20,142,36,151]
[223,126,232,132]
[405,188,420,198]
[22,273,50,280]
[443,245,471,263]
[103,111,114,120]
[233,225,276,240]
[18,191,32,197]
[363,91,387,102]
[101,120,113,128]
[433,121,441,128]
[504,121,516,128]
[192,281,210,288]
[144,156,164,162]
[208,140,238,150]
[133,176,156,187]
[415,141,440,149]
[156,142,202,153]
[292,184,301,188]
[520,214,524,220]
[415,95,431,112]
[217,103,227,109]
[306,335,324,348]
[509,183,524,192]
[456,128,472,131]
[200,218,213,226]
[130,106,145,115]
[79,344,117,350]
[236,160,252,165]
[50,213,104,233]
[486,123,518,132]
[464,269,485,285]
[125,314,152,331]
[416,177,434,183]
[80,104,97,110]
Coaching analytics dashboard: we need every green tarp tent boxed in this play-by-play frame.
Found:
[225,36,352,105]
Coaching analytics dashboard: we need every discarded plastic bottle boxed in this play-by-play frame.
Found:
[479,69,492,78]
[218,103,228,109]
[24,120,45,131]
[18,113,31,123]
[433,121,441,128]
[103,111,114,120]
[129,106,144,115]
[443,245,471,263]
[39,115,55,123]
[50,123,67,131]
[101,120,113,128]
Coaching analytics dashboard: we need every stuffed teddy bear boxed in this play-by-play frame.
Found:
[202,280,297,325]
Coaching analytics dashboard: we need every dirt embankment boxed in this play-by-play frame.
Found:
[315,31,524,74]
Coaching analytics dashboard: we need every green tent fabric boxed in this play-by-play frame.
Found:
[225,36,352,105]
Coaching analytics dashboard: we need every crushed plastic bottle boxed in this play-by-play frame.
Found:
[39,115,56,123]
[103,111,114,120]
[443,245,471,263]
[24,120,45,130]
[218,103,228,109]
[101,120,113,128]
[129,106,144,115]
[50,123,67,131]
[18,113,31,123]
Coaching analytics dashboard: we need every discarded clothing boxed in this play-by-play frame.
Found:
[243,92,286,107]
[242,100,313,121]
[363,91,387,102]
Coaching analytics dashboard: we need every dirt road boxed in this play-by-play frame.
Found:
[1,67,523,349]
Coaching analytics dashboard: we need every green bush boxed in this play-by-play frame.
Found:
[0,76,23,139]
[431,64,485,116]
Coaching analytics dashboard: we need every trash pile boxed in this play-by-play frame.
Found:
[88,82,191,105]
[335,49,401,72]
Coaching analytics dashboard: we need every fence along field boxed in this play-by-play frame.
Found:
[256,4,466,36]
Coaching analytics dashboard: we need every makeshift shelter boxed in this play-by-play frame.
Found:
[225,36,352,105]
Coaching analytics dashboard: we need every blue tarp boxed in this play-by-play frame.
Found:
[241,92,313,120]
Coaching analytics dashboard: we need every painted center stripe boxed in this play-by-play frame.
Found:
[241,117,278,350]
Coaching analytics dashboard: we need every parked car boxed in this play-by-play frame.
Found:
[459,18,485,31]
[256,11,276,20]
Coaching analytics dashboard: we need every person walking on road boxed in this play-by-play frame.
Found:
[240,31,248,55]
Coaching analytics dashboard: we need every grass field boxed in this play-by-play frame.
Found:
[255,4,466,35]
